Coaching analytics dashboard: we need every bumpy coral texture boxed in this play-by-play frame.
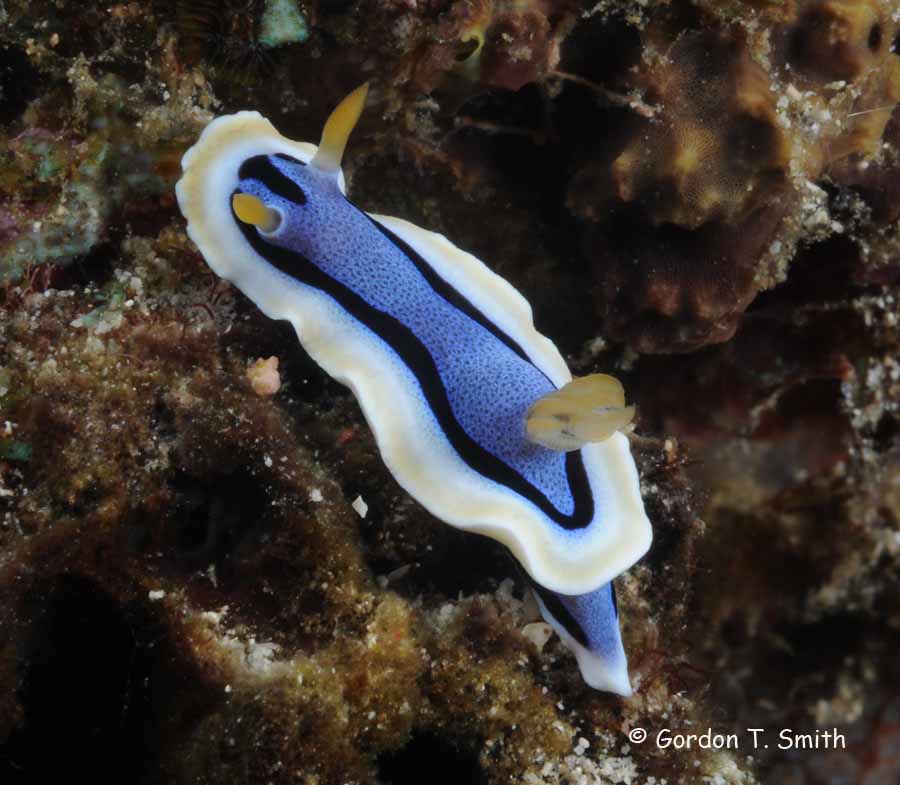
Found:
[412,0,577,93]
[568,26,794,352]
[2,1,900,784]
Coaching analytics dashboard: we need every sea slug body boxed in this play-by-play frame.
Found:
[176,85,652,694]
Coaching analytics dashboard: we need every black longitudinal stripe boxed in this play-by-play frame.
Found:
[527,574,590,647]
[362,213,593,525]
[364,214,533,366]
[238,156,308,206]
[230,190,593,529]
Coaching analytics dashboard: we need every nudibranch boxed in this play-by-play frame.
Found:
[176,84,652,695]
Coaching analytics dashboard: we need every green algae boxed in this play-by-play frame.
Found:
[0,63,192,284]
[258,0,309,49]
[0,439,30,461]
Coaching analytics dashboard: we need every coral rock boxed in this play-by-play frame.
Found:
[414,0,575,93]
[789,0,891,84]
[610,30,791,230]
[568,28,792,352]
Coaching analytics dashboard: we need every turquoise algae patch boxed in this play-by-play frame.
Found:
[0,440,31,462]
[259,0,309,49]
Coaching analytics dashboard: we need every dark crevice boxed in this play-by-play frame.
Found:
[868,23,882,52]
[166,470,271,576]
[1,578,160,784]
[0,43,40,126]
[872,412,899,453]
[362,521,512,600]
[377,732,485,785]
[44,241,120,293]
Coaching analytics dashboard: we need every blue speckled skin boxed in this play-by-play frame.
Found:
[559,583,625,667]
[529,576,627,683]
[241,156,578,516]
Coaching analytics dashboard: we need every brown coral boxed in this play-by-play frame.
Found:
[611,30,791,230]
[414,0,577,93]
[567,27,793,352]
[779,0,900,165]
[548,0,900,354]
[788,0,891,84]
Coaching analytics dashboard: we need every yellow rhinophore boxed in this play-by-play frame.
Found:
[526,374,635,452]
[232,193,282,232]
[310,82,370,173]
